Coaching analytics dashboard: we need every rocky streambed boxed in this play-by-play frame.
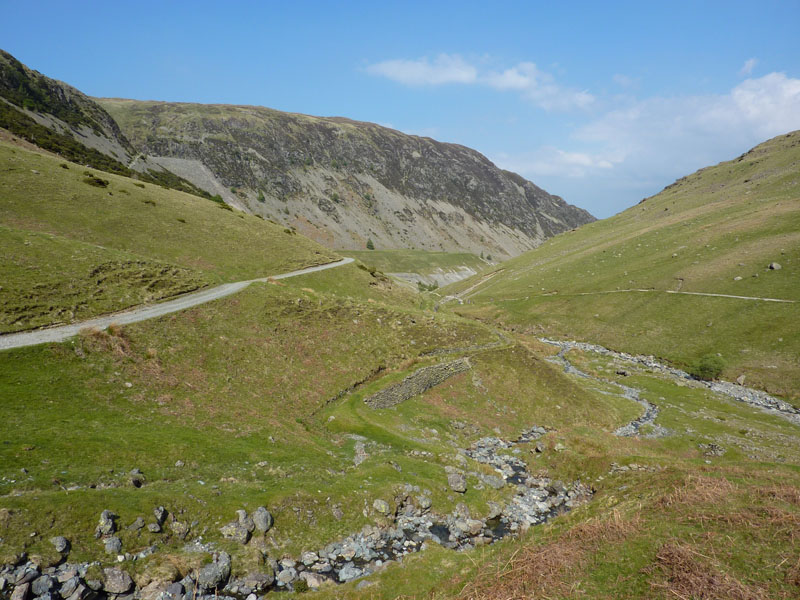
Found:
[0,426,591,599]
[541,338,800,428]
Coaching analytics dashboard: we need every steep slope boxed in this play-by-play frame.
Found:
[98,98,594,258]
[0,138,338,332]
[0,49,207,196]
[446,131,800,399]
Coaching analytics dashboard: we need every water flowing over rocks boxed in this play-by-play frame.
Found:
[541,338,800,428]
[543,339,669,437]
[0,425,591,598]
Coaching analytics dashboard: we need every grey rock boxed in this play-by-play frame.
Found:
[243,572,274,591]
[65,584,88,600]
[104,536,122,554]
[153,506,168,525]
[768,262,782,270]
[102,568,133,594]
[416,495,432,510]
[219,522,250,545]
[197,552,231,590]
[31,575,55,596]
[127,517,145,531]
[252,506,273,532]
[235,510,255,533]
[95,510,117,537]
[372,499,390,515]
[174,460,185,468]
[275,568,296,586]
[299,572,328,589]
[59,577,80,598]
[147,522,162,533]
[49,536,70,553]
[337,563,363,583]
[165,582,184,597]
[300,551,318,566]
[11,581,29,600]
[85,580,103,592]
[447,472,467,493]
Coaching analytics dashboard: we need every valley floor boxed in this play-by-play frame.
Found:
[2,261,799,599]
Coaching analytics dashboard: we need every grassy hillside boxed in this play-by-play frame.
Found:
[0,139,338,332]
[446,131,800,400]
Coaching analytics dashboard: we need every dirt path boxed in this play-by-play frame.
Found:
[0,258,354,351]
[498,288,796,304]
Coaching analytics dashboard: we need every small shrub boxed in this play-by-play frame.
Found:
[142,199,156,206]
[177,218,186,223]
[60,163,69,169]
[293,579,309,593]
[82,175,109,188]
[689,354,726,381]
[257,190,265,202]
[417,281,439,292]
[134,182,145,188]
[366,238,375,250]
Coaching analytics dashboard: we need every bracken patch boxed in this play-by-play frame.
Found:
[646,542,769,600]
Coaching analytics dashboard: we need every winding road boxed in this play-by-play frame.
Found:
[0,257,354,351]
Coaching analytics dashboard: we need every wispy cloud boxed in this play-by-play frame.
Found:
[366,54,593,111]
[739,57,758,76]
[365,54,477,86]
[495,72,800,215]
[495,148,620,178]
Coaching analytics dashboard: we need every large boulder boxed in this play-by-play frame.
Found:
[252,506,273,532]
[102,568,133,595]
[447,472,467,493]
[197,552,231,591]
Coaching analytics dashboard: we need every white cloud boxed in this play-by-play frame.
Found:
[495,72,800,216]
[495,147,620,178]
[577,72,800,169]
[365,54,477,86]
[366,54,592,111]
[739,57,758,76]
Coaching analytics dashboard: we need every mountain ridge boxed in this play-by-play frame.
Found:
[98,97,594,258]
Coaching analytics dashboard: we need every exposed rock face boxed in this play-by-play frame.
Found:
[98,99,595,258]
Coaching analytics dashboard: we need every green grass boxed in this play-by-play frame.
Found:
[0,140,338,332]
[344,249,487,274]
[445,130,800,400]
[1,256,798,598]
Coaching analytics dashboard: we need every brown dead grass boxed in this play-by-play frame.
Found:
[456,511,640,600]
[657,474,738,508]
[646,542,769,600]
[79,324,132,358]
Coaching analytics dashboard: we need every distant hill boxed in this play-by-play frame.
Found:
[98,98,594,258]
[447,131,800,400]
[0,49,209,196]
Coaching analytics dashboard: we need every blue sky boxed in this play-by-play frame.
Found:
[2,0,799,217]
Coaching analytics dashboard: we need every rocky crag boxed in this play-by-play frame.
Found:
[98,99,595,258]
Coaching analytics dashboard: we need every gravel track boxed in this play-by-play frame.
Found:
[0,258,354,351]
